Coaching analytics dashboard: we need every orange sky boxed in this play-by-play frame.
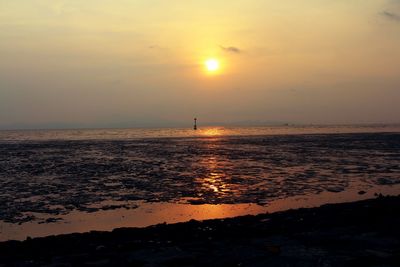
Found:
[1,0,400,129]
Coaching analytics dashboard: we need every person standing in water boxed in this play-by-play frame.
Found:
[194,118,197,130]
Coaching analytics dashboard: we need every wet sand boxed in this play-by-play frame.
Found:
[1,184,399,241]
[1,132,400,241]
[1,195,399,266]
[1,130,400,265]
[1,133,399,225]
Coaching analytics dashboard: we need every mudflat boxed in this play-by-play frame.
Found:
[1,195,399,266]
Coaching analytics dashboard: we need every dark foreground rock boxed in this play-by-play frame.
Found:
[1,196,400,267]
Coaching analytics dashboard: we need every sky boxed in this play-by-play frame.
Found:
[1,0,400,129]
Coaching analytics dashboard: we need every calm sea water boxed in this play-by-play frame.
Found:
[1,125,400,240]
[1,124,400,141]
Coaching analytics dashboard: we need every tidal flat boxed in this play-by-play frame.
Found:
[1,195,399,266]
[0,131,399,241]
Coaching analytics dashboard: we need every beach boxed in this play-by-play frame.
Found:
[1,128,400,240]
[0,127,400,266]
[1,195,399,266]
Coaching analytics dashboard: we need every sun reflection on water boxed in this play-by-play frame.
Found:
[194,146,231,199]
[199,128,223,137]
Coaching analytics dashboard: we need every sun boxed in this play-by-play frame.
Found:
[205,58,220,72]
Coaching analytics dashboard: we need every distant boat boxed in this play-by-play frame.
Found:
[194,118,197,130]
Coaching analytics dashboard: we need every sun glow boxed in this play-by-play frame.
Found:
[205,59,220,72]
[200,128,223,136]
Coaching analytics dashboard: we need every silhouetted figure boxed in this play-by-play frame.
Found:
[194,118,197,130]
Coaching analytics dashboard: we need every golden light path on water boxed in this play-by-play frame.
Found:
[199,128,223,137]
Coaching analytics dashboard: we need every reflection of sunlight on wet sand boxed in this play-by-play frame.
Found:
[2,184,400,241]
[265,183,400,213]
[194,144,232,198]
[200,157,227,194]
[0,202,265,241]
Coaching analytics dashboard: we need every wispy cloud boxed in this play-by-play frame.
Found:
[148,45,161,49]
[382,10,400,22]
[220,45,242,54]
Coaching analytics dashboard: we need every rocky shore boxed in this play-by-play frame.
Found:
[1,195,400,267]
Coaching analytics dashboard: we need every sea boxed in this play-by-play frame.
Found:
[1,125,400,241]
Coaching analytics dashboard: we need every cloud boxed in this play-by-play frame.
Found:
[220,45,242,54]
[382,11,400,22]
[148,45,161,49]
